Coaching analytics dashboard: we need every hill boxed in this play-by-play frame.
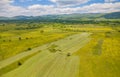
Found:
[103,12,120,19]
[0,12,120,21]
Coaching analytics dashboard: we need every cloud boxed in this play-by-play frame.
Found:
[74,3,120,13]
[19,0,42,2]
[0,0,14,3]
[27,3,120,16]
[28,4,54,10]
[0,0,28,16]
[49,0,90,7]
[19,0,35,2]
[0,0,120,17]
[0,0,14,12]
[104,0,119,3]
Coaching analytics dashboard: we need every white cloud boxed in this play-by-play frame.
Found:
[74,3,120,13]
[28,4,54,10]
[19,0,42,2]
[26,3,120,16]
[0,0,14,12]
[19,0,34,2]
[0,0,29,16]
[0,0,120,17]
[105,0,119,3]
[49,0,90,7]
[0,0,14,3]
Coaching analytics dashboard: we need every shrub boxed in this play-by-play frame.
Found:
[26,37,29,40]
[27,48,32,50]
[48,44,58,53]
[40,30,44,33]
[67,53,71,56]
[19,37,22,40]
[18,62,22,66]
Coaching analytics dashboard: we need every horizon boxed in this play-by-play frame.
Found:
[0,0,120,17]
[0,12,117,18]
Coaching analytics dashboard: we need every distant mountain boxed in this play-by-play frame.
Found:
[0,16,10,20]
[51,13,104,20]
[102,12,120,19]
[13,16,34,20]
[0,12,120,20]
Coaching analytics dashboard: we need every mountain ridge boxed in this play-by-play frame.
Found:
[0,12,120,20]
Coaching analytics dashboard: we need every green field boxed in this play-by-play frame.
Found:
[0,22,120,77]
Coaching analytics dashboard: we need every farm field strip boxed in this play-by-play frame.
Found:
[0,33,71,69]
[47,33,91,53]
[44,56,79,77]
[51,56,68,77]
[16,53,57,77]
[1,51,56,77]
[42,54,67,77]
[55,37,90,54]
[0,32,91,77]
[25,53,62,77]
[1,52,80,77]
[66,38,91,54]
[64,27,113,32]
[0,45,50,69]
[64,56,80,77]
[52,33,91,47]
[0,32,91,70]
[0,31,73,61]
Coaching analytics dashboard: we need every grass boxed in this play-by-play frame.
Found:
[0,50,40,75]
[0,23,120,77]
[1,33,90,77]
[1,52,80,77]
[63,27,113,32]
[0,27,77,75]
[0,27,74,60]
[74,31,120,77]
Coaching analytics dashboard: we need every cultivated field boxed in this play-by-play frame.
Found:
[0,23,120,77]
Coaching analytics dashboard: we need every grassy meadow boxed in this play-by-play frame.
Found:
[0,21,120,77]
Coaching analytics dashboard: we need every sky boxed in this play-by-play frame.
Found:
[0,0,120,17]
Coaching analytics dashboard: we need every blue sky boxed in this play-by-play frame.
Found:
[0,0,120,17]
[13,0,105,7]
[13,0,53,7]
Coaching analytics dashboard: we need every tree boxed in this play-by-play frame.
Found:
[18,62,22,66]
[19,37,22,40]
[67,53,71,56]
[9,40,12,42]
[40,30,44,33]
[28,48,32,50]
[26,37,29,40]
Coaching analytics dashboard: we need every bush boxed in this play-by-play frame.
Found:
[18,62,22,66]
[19,37,22,40]
[26,37,29,40]
[67,53,71,56]
[27,48,32,50]
[48,44,58,53]
[40,30,44,33]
